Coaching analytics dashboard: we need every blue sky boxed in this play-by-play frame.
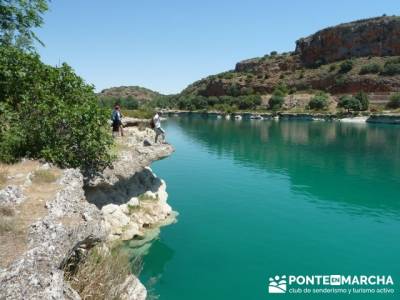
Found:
[36,1,399,94]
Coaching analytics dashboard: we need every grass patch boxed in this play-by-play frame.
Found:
[0,167,8,188]
[138,193,158,201]
[0,206,16,234]
[128,204,140,214]
[0,205,15,217]
[32,169,57,184]
[65,245,142,300]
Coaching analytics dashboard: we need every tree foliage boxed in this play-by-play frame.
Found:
[339,60,353,73]
[0,0,49,50]
[0,46,113,172]
[387,93,400,109]
[354,91,369,111]
[338,95,361,112]
[309,92,328,110]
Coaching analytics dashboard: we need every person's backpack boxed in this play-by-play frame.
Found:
[112,110,121,122]
[150,118,155,129]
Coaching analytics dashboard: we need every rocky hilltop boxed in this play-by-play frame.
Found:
[296,16,400,66]
[180,16,400,108]
[0,126,175,300]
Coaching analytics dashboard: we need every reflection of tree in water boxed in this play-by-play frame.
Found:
[173,116,400,214]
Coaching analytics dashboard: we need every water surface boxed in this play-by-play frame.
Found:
[138,116,400,299]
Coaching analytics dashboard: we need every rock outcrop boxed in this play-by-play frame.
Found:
[0,169,104,300]
[296,16,400,66]
[0,126,175,300]
[179,15,400,108]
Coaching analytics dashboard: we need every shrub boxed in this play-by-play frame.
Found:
[65,245,142,300]
[269,95,284,110]
[339,60,353,73]
[270,51,278,56]
[381,63,400,76]
[120,96,139,110]
[227,84,240,97]
[355,91,369,111]
[359,63,382,75]
[309,92,329,110]
[0,46,113,172]
[329,64,337,72]
[338,95,362,112]
[273,83,289,97]
[387,93,400,109]
[237,95,261,110]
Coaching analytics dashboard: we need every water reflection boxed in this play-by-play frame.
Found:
[169,116,400,216]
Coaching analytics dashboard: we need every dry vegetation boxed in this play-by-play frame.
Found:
[32,169,58,184]
[65,245,142,300]
[0,161,62,268]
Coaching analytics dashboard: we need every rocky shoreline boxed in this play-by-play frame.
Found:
[164,110,400,124]
[0,126,175,300]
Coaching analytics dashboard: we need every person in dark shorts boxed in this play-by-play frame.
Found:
[111,105,124,137]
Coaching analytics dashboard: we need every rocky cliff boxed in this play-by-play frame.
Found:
[179,16,400,107]
[0,127,175,300]
[296,16,400,66]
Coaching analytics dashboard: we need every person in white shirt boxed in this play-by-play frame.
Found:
[153,112,165,143]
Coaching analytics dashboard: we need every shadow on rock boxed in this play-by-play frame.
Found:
[85,168,162,209]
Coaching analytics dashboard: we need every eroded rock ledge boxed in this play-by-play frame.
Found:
[0,127,175,300]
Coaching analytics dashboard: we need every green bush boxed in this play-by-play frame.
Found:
[0,46,113,172]
[381,63,400,76]
[387,93,400,109]
[359,63,382,75]
[237,95,261,110]
[338,95,361,112]
[309,92,329,110]
[339,60,353,73]
[269,95,284,110]
[354,91,369,111]
[270,51,278,56]
[273,83,289,97]
[329,64,337,72]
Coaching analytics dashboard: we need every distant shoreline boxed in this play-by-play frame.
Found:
[162,110,400,125]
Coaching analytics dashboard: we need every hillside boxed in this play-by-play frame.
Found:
[176,16,400,111]
[98,86,163,103]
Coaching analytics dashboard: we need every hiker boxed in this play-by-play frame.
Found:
[151,111,165,143]
[111,104,124,137]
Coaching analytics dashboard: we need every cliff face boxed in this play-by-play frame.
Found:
[296,16,400,66]
[0,127,175,300]
[180,16,400,105]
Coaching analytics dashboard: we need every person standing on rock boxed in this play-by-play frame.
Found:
[152,111,166,143]
[111,104,124,137]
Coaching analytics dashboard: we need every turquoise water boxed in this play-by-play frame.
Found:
[138,116,400,299]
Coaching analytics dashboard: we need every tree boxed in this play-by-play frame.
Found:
[355,91,369,111]
[309,92,328,110]
[387,93,400,109]
[0,46,113,172]
[0,0,49,50]
[338,95,361,112]
[339,60,353,73]
[121,96,139,109]
[269,95,284,110]
[359,63,382,75]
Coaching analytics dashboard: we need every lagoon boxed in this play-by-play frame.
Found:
[137,116,400,299]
